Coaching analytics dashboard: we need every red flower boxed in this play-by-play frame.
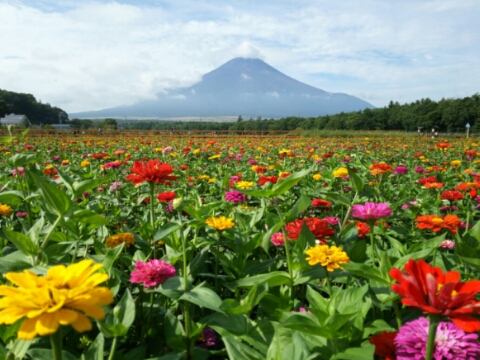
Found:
[355,221,370,238]
[440,190,464,201]
[311,199,332,210]
[157,191,176,202]
[91,152,108,159]
[418,176,438,185]
[369,331,397,360]
[126,160,177,185]
[391,259,480,332]
[285,218,334,242]
[258,176,278,186]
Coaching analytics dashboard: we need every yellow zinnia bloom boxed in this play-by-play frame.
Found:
[0,204,13,216]
[208,154,221,160]
[312,174,322,181]
[205,216,235,231]
[0,260,113,340]
[333,167,349,178]
[305,245,350,272]
[450,160,462,166]
[80,160,90,167]
[236,181,254,190]
[105,233,135,248]
[193,149,201,155]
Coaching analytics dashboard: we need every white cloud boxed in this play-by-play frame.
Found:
[241,73,251,80]
[0,0,479,113]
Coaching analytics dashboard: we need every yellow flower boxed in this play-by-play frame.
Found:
[193,149,201,155]
[333,167,349,178]
[464,168,474,175]
[169,152,178,157]
[0,260,113,340]
[236,181,254,190]
[268,165,275,170]
[45,164,54,170]
[205,216,235,231]
[208,178,216,183]
[208,154,221,160]
[450,160,462,166]
[198,175,211,181]
[154,147,163,152]
[312,174,322,181]
[0,204,13,216]
[278,149,290,155]
[80,160,91,167]
[305,245,350,272]
[105,233,135,248]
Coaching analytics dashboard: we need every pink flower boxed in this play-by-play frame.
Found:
[324,216,340,226]
[130,259,176,288]
[351,202,393,221]
[393,165,408,175]
[270,232,285,246]
[440,240,455,249]
[225,191,248,203]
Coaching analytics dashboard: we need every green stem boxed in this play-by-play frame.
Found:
[425,315,439,360]
[324,269,333,298]
[107,336,119,360]
[40,215,63,249]
[214,233,221,293]
[392,301,402,328]
[149,183,156,258]
[368,223,377,266]
[50,330,63,360]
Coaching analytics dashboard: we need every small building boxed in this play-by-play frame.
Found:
[0,114,31,127]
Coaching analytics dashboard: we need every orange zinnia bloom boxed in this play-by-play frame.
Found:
[423,181,444,189]
[415,214,461,234]
[369,163,392,176]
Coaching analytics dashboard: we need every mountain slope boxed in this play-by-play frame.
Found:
[72,58,374,118]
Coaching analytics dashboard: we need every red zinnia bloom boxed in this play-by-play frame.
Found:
[311,199,332,209]
[355,221,370,238]
[258,176,278,186]
[390,259,480,332]
[157,191,176,202]
[91,153,108,159]
[423,181,444,189]
[435,142,450,150]
[369,331,397,360]
[285,218,334,242]
[418,176,438,185]
[440,190,463,201]
[126,160,177,185]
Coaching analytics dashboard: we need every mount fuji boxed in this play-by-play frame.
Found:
[72,58,374,119]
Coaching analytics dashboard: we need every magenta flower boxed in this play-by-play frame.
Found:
[393,165,408,175]
[324,216,340,226]
[225,190,248,203]
[130,259,176,288]
[414,166,425,174]
[270,232,285,246]
[395,317,480,360]
[351,202,393,221]
[196,329,217,349]
[440,240,455,249]
[16,212,28,218]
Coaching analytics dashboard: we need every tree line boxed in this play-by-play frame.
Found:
[0,89,68,124]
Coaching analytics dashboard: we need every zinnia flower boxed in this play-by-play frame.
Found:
[0,204,13,216]
[369,331,397,360]
[393,165,408,175]
[0,260,113,340]
[126,160,177,185]
[224,191,248,203]
[390,259,480,332]
[270,232,285,246]
[196,329,217,349]
[305,245,350,272]
[205,216,235,231]
[351,202,393,221]
[355,221,370,238]
[106,233,135,248]
[130,259,176,288]
[285,218,334,242]
[370,163,392,176]
[395,317,480,360]
[157,191,176,202]
[333,167,349,178]
[235,181,255,190]
[440,190,463,201]
[415,214,461,234]
[311,199,332,210]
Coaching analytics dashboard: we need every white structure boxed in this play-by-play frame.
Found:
[51,124,71,131]
[0,114,31,127]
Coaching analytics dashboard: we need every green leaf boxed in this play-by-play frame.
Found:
[0,191,24,205]
[323,192,351,207]
[223,336,265,360]
[111,289,135,332]
[154,222,181,241]
[29,171,73,217]
[270,168,311,196]
[284,194,311,222]
[164,310,186,352]
[0,251,32,274]
[280,313,332,338]
[347,167,364,192]
[74,210,109,225]
[10,153,39,168]
[73,177,112,198]
[2,229,38,257]
[103,243,124,273]
[179,283,223,312]
[85,333,105,360]
[27,349,78,360]
[343,262,391,285]
[226,271,291,290]
[331,345,375,360]
[149,276,185,299]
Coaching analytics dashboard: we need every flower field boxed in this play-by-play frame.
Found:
[1,128,480,360]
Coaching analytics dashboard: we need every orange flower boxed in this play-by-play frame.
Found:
[423,181,444,189]
[415,214,461,234]
[369,163,392,176]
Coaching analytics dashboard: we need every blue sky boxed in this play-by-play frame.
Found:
[1,0,479,113]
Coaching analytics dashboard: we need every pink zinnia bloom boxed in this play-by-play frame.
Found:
[270,232,285,246]
[393,165,408,175]
[224,190,248,203]
[351,202,393,221]
[440,240,455,249]
[324,216,340,226]
[130,259,176,288]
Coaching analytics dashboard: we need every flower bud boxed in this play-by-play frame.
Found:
[172,197,183,210]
